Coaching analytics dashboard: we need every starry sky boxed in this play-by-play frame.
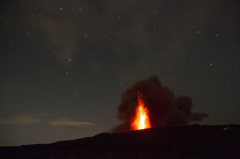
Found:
[0,0,240,146]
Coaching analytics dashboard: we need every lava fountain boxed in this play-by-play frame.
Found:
[131,91,151,130]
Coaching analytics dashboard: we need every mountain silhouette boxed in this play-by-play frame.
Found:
[1,124,240,159]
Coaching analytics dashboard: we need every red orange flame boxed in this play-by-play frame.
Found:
[131,91,151,130]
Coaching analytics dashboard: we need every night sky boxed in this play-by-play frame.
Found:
[1,0,240,146]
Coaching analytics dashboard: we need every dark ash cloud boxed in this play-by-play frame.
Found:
[110,75,208,133]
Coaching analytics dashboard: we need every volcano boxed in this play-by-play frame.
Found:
[1,125,240,159]
[110,75,208,133]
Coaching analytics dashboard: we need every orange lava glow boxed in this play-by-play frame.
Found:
[131,91,151,130]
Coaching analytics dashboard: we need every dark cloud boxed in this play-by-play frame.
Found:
[110,75,208,133]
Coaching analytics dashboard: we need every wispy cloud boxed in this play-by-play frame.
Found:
[0,114,41,125]
[0,114,94,127]
[48,118,95,126]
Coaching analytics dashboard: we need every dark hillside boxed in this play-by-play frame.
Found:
[1,125,240,159]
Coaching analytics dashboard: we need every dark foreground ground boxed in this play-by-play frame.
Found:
[0,125,240,159]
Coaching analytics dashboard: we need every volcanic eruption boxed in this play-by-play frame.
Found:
[130,91,151,131]
[110,75,208,133]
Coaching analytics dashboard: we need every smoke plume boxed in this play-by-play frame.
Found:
[110,75,208,133]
